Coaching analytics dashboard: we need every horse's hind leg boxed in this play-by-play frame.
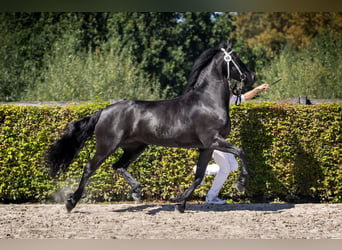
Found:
[66,139,118,212]
[66,152,109,212]
[112,144,147,202]
[175,149,213,213]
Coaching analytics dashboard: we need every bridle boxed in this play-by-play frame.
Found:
[221,48,246,105]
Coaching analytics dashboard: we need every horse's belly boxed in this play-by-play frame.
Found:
[149,136,203,148]
[127,126,202,148]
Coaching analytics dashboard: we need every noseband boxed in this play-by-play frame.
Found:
[221,48,246,105]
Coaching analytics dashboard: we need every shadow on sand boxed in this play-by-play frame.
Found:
[111,203,295,216]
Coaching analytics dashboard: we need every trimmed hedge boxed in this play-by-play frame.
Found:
[0,102,341,203]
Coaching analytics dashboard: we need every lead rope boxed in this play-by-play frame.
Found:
[235,88,242,105]
[221,48,244,105]
[228,79,242,105]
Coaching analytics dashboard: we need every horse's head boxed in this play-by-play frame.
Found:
[219,41,255,86]
[184,41,256,94]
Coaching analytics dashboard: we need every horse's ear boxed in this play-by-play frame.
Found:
[227,40,233,51]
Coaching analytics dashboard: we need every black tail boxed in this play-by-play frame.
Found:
[45,110,102,178]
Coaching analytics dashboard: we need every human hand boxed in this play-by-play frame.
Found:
[255,83,269,92]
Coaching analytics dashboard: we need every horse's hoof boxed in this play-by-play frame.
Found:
[66,196,76,213]
[132,192,142,204]
[236,181,246,193]
[175,203,185,213]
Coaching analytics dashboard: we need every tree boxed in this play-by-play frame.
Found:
[232,12,342,84]
[0,13,82,101]
[234,12,342,55]
[258,31,342,100]
[0,12,236,101]
[106,12,235,97]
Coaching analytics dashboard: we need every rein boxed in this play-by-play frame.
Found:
[221,48,246,105]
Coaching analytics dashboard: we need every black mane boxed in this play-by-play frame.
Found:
[184,41,227,93]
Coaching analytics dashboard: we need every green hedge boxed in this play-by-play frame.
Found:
[0,102,341,203]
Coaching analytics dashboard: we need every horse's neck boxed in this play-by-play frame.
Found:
[200,62,230,109]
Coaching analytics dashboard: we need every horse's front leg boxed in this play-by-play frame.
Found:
[175,149,213,213]
[113,145,147,203]
[211,137,248,193]
[66,155,104,212]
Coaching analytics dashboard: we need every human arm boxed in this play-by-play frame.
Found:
[243,83,269,101]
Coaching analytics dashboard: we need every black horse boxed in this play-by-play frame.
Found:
[46,41,255,213]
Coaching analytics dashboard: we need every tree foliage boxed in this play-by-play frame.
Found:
[0,12,235,100]
[0,13,80,101]
[22,38,165,101]
[106,12,234,96]
[0,12,341,101]
[258,31,342,100]
[233,12,341,97]
[234,12,341,56]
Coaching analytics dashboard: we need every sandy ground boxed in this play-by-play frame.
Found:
[0,203,341,239]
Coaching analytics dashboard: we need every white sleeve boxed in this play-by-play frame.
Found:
[229,94,246,105]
